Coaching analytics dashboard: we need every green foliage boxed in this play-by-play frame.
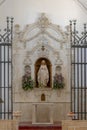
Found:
[22,75,34,91]
[53,82,64,89]
[53,73,65,89]
[38,82,45,88]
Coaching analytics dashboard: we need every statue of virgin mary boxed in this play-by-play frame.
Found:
[37,60,49,87]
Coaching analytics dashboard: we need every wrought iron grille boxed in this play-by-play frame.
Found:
[0,17,13,119]
[70,20,87,120]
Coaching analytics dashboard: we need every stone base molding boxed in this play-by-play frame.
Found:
[62,120,87,130]
[0,120,18,130]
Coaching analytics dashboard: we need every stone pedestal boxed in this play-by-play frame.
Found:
[32,103,54,124]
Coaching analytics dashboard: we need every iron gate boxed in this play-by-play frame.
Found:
[70,20,87,120]
[0,17,13,119]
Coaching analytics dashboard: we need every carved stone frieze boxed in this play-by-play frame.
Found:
[24,36,59,59]
[13,13,70,106]
[37,13,50,31]
[34,88,52,97]
[13,13,71,123]
[37,46,49,58]
[55,52,63,65]
[14,13,69,49]
[23,52,32,73]
[23,55,32,65]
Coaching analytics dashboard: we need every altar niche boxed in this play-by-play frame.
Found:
[35,58,52,88]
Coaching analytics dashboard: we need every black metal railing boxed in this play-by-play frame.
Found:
[0,17,13,119]
[70,20,87,120]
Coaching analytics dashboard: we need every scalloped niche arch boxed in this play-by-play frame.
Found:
[35,57,52,88]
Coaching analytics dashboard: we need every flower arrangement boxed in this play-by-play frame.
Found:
[22,73,34,91]
[53,73,64,89]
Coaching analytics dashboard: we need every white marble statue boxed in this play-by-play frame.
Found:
[37,60,49,87]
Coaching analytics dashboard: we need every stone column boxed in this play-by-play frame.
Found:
[32,104,37,124]
[50,104,53,124]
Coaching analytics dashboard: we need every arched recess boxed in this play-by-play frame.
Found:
[35,58,52,88]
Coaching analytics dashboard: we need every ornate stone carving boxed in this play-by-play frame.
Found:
[14,24,21,42]
[23,51,32,65]
[13,13,70,104]
[37,13,50,32]
[37,46,49,58]
[14,13,69,49]
[34,88,52,99]
[55,52,63,65]
[13,13,71,123]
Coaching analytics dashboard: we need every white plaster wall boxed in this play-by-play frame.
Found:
[11,0,87,27]
[0,0,87,29]
[0,0,13,29]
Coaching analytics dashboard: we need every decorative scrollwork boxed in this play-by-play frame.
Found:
[14,13,69,47]
[37,13,50,31]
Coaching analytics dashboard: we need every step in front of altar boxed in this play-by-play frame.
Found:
[19,121,62,130]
